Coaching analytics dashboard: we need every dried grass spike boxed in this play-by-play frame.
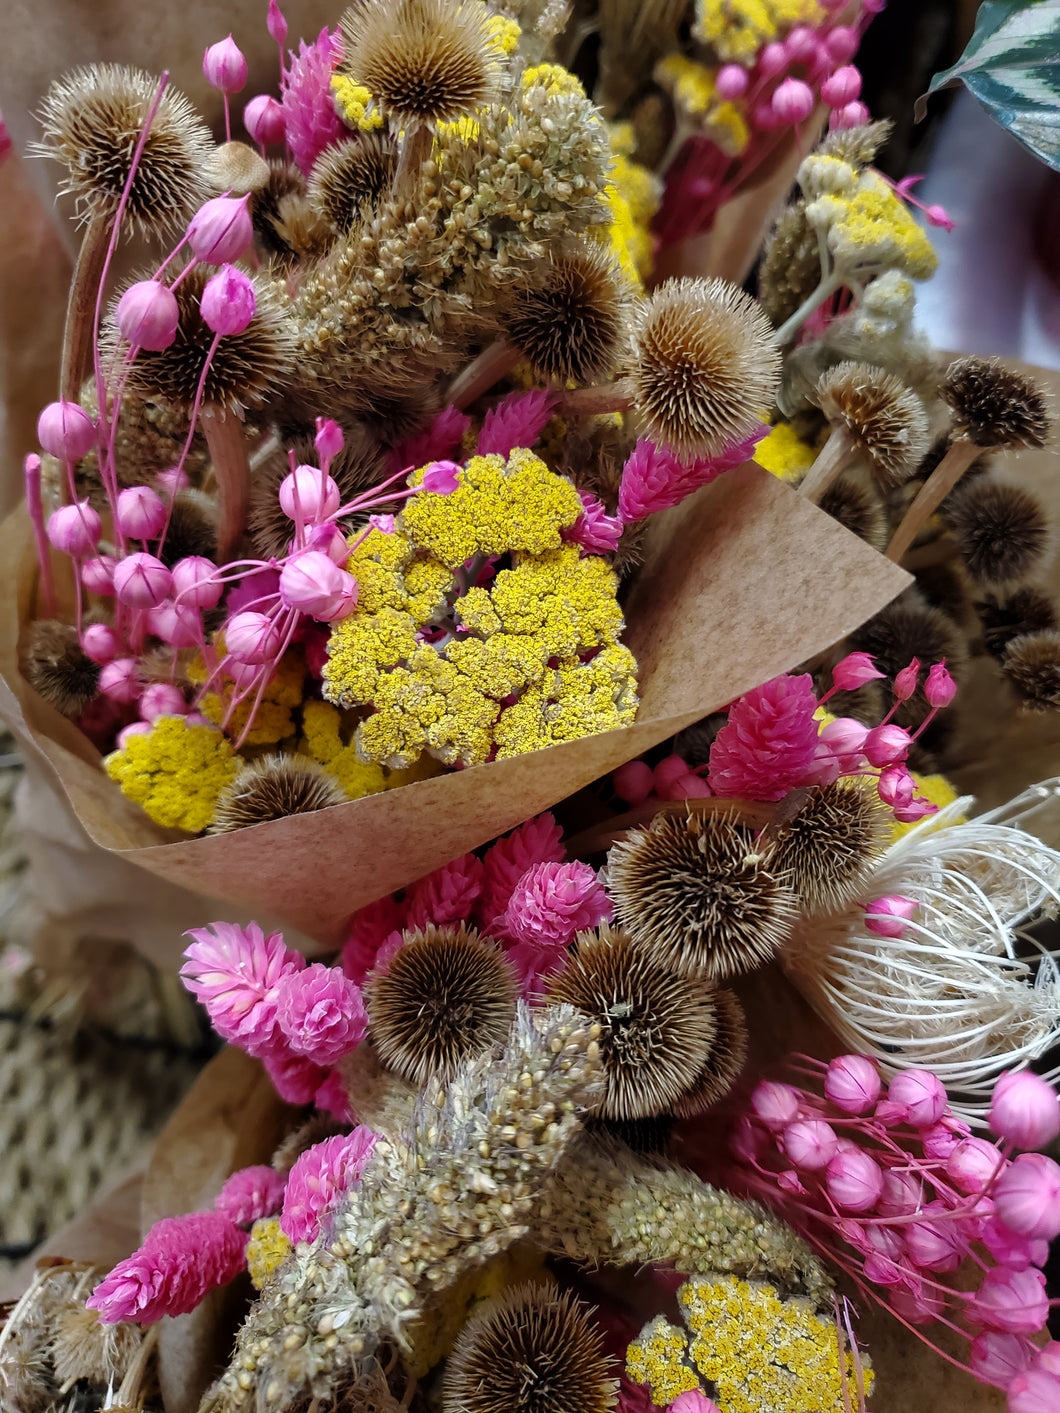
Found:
[608,812,798,981]
[977,588,1058,659]
[671,986,748,1118]
[816,361,930,487]
[1002,630,1060,711]
[817,119,894,166]
[633,277,780,458]
[942,356,1050,449]
[210,755,347,832]
[22,620,100,716]
[52,1305,143,1390]
[507,243,628,385]
[367,925,517,1086]
[945,478,1050,586]
[441,1281,617,1413]
[772,780,889,914]
[308,134,399,233]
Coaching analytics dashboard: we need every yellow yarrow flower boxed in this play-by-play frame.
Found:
[521,62,586,99]
[246,1218,292,1290]
[104,715,239,833]
[331,75,383,131]
[755,422,818,482]
[485,12,521,55]
[693,0,823,62]
[300,700,388,800]
[189,648,306,747]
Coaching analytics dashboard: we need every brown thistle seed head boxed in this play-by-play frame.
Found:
[587,1112,676,1155]
[977,588,1058,659]
[308,134,399,234]
[546,925,728,1120]
[156,491,218,567]
[771,780,889,914]
[52,1304,142,1390]
[607,812,798,981]
[817,676,887,727]
[252,159,313,262]
[366,925,517,1087]
[850,595,964,691]
[506,243,629,384]
[340,0,500,128]
[441,1282,617,1413]
[22,620,100,717]
[944,478,1050,586]
[819,476,887,551]
[1002,630,1060,711]
[758,202,821,328]
[209,755,347,833]
[815,362,930,487]
[942,356,1051,449]
[34,65,213,235]
[914,561,970,627]
[673,713,726,769]
[111,264,294,412]
[632,277,780,458]
[817,119,893,167]
[249,428,385,558]
[671,985,748,1118]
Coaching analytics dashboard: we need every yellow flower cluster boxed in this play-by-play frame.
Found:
[599,123,662,284]
[323,451,638,770]
[300,700,443,797]
[485,12,521,56]
[331,75,383,131]
[800,155,938,282]
[521,62,586,99]
[754,422,817,482]
[245,1218,293,1290]
[104,715,238,833]
[627,1276,872,1413]
[693,0,824,63]
[655,55,749,155]
[189,647,306,747]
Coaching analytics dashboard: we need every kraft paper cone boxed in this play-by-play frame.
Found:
[0,464,909,948]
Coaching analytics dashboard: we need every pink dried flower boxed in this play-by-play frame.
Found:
[993,1154,1060,1241]
[968,1331,1035,1388]
[502,860,611,949]
[87,1212,245,1324]
[967,1266,1049,1335]
[924,660,957,708]
[751,1079,801,1130]
[830,652,885,693]
[862,894,917,938]
[214,1165,286,1226]
[669,1394,721,1413]
[563,491,623,556]
[280,1127,377,1244]
[181,922,305,1056]
[405,852,484,932]
[314,1069,354,1123]
[707,672,820,801]
[389,405,471,474]
[863,723,913,767]
[826,1149,883,1211]
[989,1071,1060,1151]
[886,1070,948,1128]
[476,389,557,457]
[477,813,564,929]
[281,27,346,175]
[1008,1367,1060,1413]
[263,1048,327,1104]
[612,759,654,806]
[824,1054,881,1115]
[618,431,764,521]
[342,895,407,984]
[781,1118,838,1170]
[947,1137,1004,1195]
[893,657,921,701]
[275,963,368,1067]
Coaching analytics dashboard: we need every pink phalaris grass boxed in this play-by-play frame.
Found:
[405,851,484,932]
[502,860,612,949]
[707,672,820,801]
[562,491,624,556]
[617,429,766,521]
[214,1164,286,1226]
[274,962,368,1067]
[280,1127,378,1244]
[180,921,305,1057]
[342,894,407,983]
[263,1048,327,1104]
[87,1212,246,1324]
[475,390,557,458]
[477,812,565,930]
[388,405,471,474]
[280,26,345,175]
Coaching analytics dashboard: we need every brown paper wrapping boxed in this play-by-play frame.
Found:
[0,463,910,950]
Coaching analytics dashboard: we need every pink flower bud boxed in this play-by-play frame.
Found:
[967,1266,1049,1335]
[100,657,142,704]
[819,715,868,768]
[925,204,956,233]
[993,1153,1060,1241]
[224,611,282,665]
[654,755,692,792]
[824,26,858,62]
[878,1168,923,1217]
[1041,1345,1060,1376]
[825,1055,881,1115]
[831,651,885,692]
[877,765,915,809]
[661,772,712,800]
[924,660,957,708]
[147,600,202,647]
[863,894,917,938]
[947,1137,1005,1195]
[804,741,842,787]
[113,553,173,609]
[751,1080,801,1131]
[776,1169,807,1195]
[889,1284,944,1326]
[117,721,152,747]
[244,93,285,147]
[81,623,119,664]
[892,798,936,824]
[267,0,287,46]
[115,485,166,541]
[752,100,782,131]
[990,1072,1060,1150]
[730,1115,765,1164]
[81,555,116,595]
[37,400,97,461]
[203,35,248,93]
[714,65,748,100]
[171,556,223,610]
[421,459,461,493]
[920,1117,967,1161]
[279,466,341,522]
[772,77,814,124]
[226,660,265,690]
[782,1118,838,1170]
[832,100,870,130]
[783,24,816,59]
[115,279,180,351]
[820,64,862,107]
[47,501,102,557]
[300,522,347,564]
[982,1215,1048,1270]
[314,417,344,466]
[188,197,254,265]
[156,465,190,496]
[893,657,920,701]
[200,264,256,335]
[140,682,187,720]
[669,1393,721,1413]
[278,550,358,622]
[969,1331,1034,1388]
[613,759,654,806]
[863,723,912,767]
[887,1069,947,1127]
[826,1149,883,1211]
[1008,1367,1060,1413]
[758,42,788,76]
[368,513,395,535]
[903,1210,964,1272]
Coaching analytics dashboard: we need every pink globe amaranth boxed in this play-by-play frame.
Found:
[279,466,341,522]
[113,553,173,609]
[967,1266,1049,1336]
[81,554,116,594]
[115,279,180,351]
[826,1149,883,1211]
[878,1167,923,1218]
[993,1153,1060,1241]
[47,501,102,558]
[990,1071,1060,1150]
[274,962,368,1067]
[115,484,167,540]
[225,610,283,665]
[139,682,187,721]
[148,600,203,648]
[200,263,257,335]
[181,920,306,1056]
[886,1069,947,1128]
[86,1211,246,1324]
[263,1049,327,1104]
[214,1164,286,1226]
[751,1080,801,1131]
[968,1331,1035,1389]
[1008,1367,1060,1413]
[824,1054,880,1115]
[81,623,119,664]
[37,400,97,460]
[279,551,357,622]
[188,196,254,265]
[280,1127,377,1245]
[244,92,286,146]
[171,556,223,610]
[99,658,143,704]
[947,1137,1004,1195]
[782,1118,838,1171]
[203,34,248,93]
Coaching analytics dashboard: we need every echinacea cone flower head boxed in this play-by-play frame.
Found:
[366,925,517,1087]
[210,755,348,833]
[944,478,1050,586]
[340,0,500,128]
[1002,630,1060,711]
[442,1282,617,1413]
[34,65,213,235]
[307,133,398,233]
[771,780,889,914]
[632,277,780,458]
[978,589,1058,660]
[506,242,629,385]
[815,362,930,488]
[942,356,1051,449]
[607,812,798,981]
[23,619,100,716]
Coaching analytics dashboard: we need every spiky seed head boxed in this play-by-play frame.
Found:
[52,1304,142,1390]
[249,428,385,557]
[977,588,1058,659]
[308,134,398,234]
[586,1112,676,1155]
[252,159,315,263]
[671,985,748,1118]
[111,264,293,412]
[819,476,887,551]
[815,362,930,487]
[850,595,964,687]
[442,1282,617,1413]
[942,356,1051,449]
[507,243,628,384]
[546,925,727,1120]
[340,0,499,128]
[608,812,798,981]
[944,478,1049,586]
[157,491,218,566]
[35,65,213,235]
[366,925,516,1087]
[209,755,347,833]
[22,620,100,716]
[817,119,894,167]
[1002,630,1060,711]
[771,781,889,914]
[632,278,780,458]
[203,140,271,196]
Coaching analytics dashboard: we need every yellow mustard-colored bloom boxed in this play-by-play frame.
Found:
[692,0,823,62]
[436,114,480,144]
[104,715,239,833]
[656,53,717,118]
[755,422,818,482]
[300,700,388,800]
[324,605,420,706]
[189,647,306,747]
[331,75,384,131]
[485,12,521,55]
[626,1314,701,1406]
[802,161,938,282]
[706,100,750,157]
[246,1218,293,1290]
[521,62,586,99]
[596,129,661,285]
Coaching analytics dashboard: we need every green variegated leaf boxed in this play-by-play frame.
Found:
[921,0,1060,170]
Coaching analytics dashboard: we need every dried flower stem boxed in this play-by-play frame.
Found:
[114,1323,159,1408]
[772,272,843,349]
[558,377,636,417]
[393,121,434,201]
[200,405,251,561]
[60,211,110,410]
[798,427,856,503]
[886,439,981,562]
[447,338,523,409]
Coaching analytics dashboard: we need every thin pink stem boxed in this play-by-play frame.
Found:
[24,457,55,618]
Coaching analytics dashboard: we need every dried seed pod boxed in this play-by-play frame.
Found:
[942,356,1050,449]
[1002,630,1060,711]
[507,243,628,385]
[849,595,964,687]
[817,119,894,166]
[307,133,399,233]
[758,203,822,329]
[944,478,1049,586]
[819,476,888,550]
[23,620,100,716]
[771,780,889,914]
[671,984,748,1119]
[977,588,1058,659]
[248,428,385,558]
[156,491,218,566]
[815,361,930,488]
[210,755,348,832]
